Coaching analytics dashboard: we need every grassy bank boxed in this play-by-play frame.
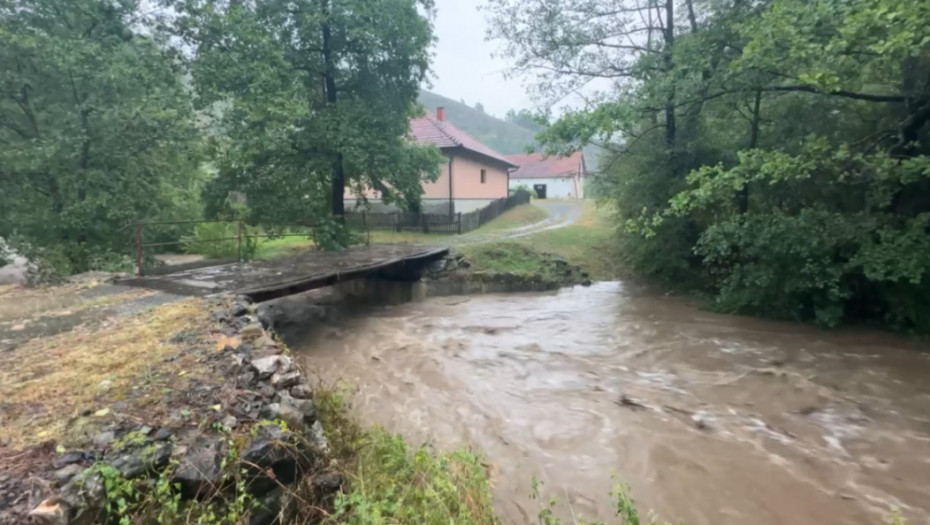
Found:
[454,201,623,282]
[315,388,499,525]
[510,201,622,281]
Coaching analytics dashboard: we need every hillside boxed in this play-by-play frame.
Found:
[417,90,602,171]
[417,91,538,154]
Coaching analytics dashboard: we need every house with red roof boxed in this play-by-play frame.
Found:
[346,107,518,214]
[504,151,586,199]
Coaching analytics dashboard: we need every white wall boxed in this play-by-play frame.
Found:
[510,177,582,199]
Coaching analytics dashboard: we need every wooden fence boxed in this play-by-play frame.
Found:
[345,190,531,235]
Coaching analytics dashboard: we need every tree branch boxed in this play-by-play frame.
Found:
[768,85,905,103]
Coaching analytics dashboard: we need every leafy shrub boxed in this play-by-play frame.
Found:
[315,388,497,525]
[664,142,930,331]
[510,184,538,198]
[182,221,258,260]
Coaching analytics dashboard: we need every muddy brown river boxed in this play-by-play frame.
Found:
[290,282,930,525]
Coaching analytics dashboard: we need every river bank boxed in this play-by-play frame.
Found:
[0,278,507,525]
[288,282,930,525]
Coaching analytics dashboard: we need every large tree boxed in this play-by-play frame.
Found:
[174,0,442,225]
[0,0,204,274]
[488,0,930,332]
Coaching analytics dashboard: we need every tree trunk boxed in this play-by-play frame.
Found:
[738,89,762,214]
[685,0,698,32]
[321,0,344,218]
[663,0,676,153]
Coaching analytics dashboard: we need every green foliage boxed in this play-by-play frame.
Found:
[175,0,442,229]
[182,221,258,261]
[509,184,538,198]
[314,387,498,525]
[664,146,930,329]
[458,242,586,285]
[0,0,205,276]
[489,0,930,333]
[91,434,254,525]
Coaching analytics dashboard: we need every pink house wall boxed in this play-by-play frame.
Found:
[421,154,452,199]
[450,151,509,199]
[347,150,509,205]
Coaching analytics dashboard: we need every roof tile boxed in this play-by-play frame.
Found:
[409,113,517,168]
[505,152,585,179]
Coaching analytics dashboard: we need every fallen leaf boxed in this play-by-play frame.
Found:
[94,408,110,417]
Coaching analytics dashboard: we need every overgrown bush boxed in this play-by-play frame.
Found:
[315,388,498,525]
[182,221,259,260]
[510,184,538,199]
[662,143,930,331]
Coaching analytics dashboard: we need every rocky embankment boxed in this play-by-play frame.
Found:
[19,296,340,525]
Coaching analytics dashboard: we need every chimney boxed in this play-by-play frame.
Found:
[436,106,445,122]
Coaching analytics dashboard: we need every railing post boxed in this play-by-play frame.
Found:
[237,220,243,262]
[362,211,370,246]
[135,223,143,277]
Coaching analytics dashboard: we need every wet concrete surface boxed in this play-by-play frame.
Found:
[120,244,448,299]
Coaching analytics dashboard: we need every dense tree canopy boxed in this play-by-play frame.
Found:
[172,0,443,226]
[0,0,204,275]
[488,0,930,332]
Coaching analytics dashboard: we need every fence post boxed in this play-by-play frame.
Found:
[362,211,370,246]
[135,223,143,277]
[457,212,462,234]
[237,220,243,262]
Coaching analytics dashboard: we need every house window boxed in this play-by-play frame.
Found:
[480,169,487,184]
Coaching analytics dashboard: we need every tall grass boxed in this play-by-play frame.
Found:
[314,387,498,525]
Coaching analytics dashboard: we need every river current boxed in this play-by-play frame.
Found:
[290,282,930,525]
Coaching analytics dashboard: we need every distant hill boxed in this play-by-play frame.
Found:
[417,91,538,155]
[417,90,602,171]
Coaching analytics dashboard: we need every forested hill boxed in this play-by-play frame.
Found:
[417,91,538,154]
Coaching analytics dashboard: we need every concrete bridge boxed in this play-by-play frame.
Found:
[122,244,448,302]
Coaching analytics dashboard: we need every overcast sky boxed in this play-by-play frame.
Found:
[426,0,530,119]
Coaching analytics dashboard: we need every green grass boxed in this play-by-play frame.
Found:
[480,202,548,231]
[512,201,623,280]
[253,236,316,260]
[315,388,498,525]
[456,242,585,285]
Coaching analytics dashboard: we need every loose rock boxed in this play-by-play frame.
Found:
[92,431,115,449]
[173,435,227,498]
[271,371,302,390]
[290,383,312,399]
[239,323,264,341]
[52,452,85,470]
[53,465,85,486]
[251,355,293,379]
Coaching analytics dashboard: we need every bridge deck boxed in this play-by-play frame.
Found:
[121,244,449,302]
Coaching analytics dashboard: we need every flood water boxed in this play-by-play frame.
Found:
[290,282,930,525]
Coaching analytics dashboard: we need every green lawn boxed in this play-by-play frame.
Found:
[251,202,623,281]
[254,236,316,260]
[510,201,623,280]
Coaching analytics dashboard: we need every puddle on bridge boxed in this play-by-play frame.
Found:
[287,281,930,525]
